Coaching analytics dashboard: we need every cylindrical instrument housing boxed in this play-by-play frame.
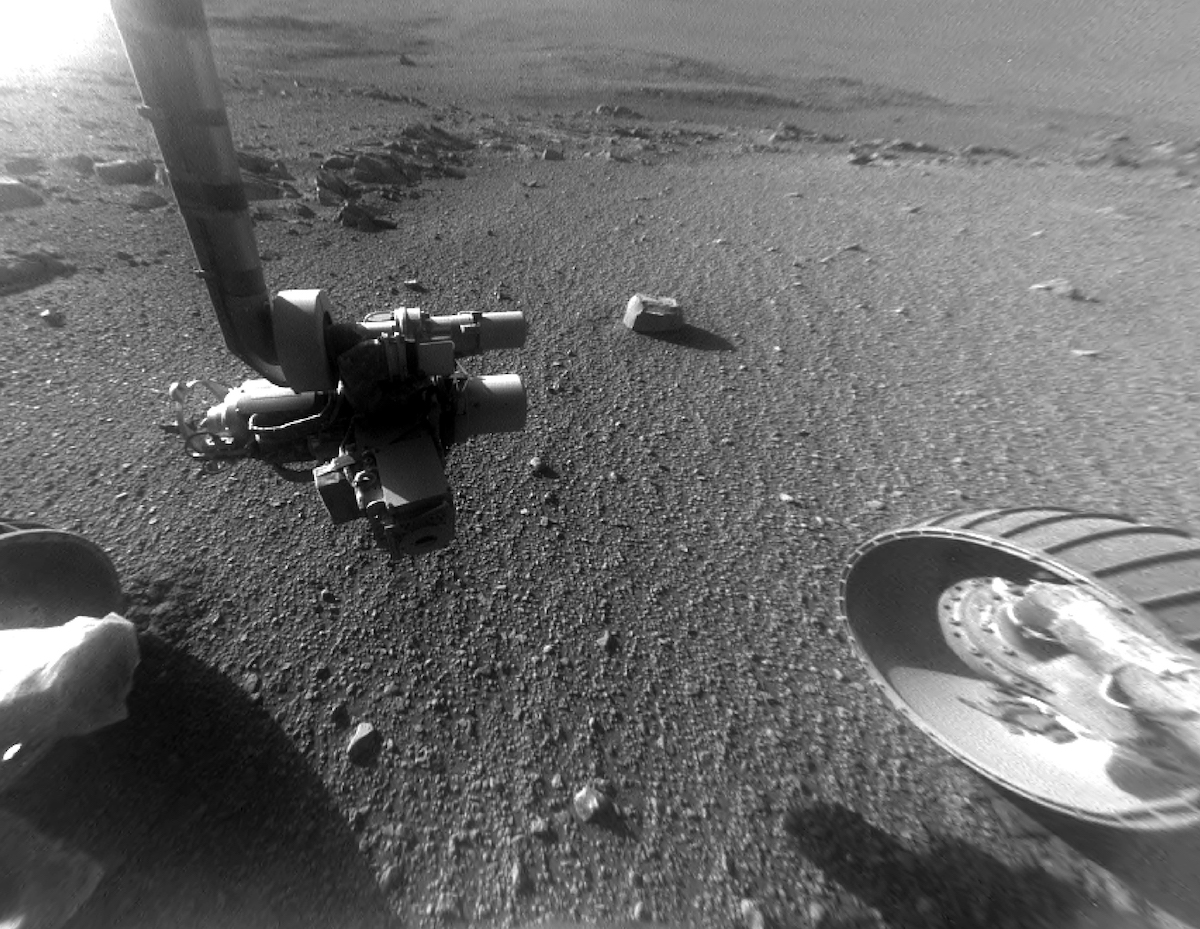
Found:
[454,374,526,441]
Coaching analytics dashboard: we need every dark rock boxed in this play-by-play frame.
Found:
[769,123,805,143]
[236,150,277,174]
[0,810,103,929]
[56,154,95,175]
[241,174,297,201]
[961,143,1019,159]
[0,250,75,295]
[315,169,357,201]
[318,187,344,207]
[399,122,474,152]
[597,630,618,654]
[0,176,44,211]
[1030,278,1096,302]
[128,190,169,211]
[5,156,44,175]
[595,104,643,119]
[321,154,355,171]
[39,308,65,328]
[338,202,395,232]
[94,159,156,184]
[352,153,414,185]
[347,722,382,764]
[541,147,565,162]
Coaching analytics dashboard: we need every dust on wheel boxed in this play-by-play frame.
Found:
[840,506,1200,831]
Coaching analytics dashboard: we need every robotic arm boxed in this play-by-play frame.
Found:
[108,0,527,559]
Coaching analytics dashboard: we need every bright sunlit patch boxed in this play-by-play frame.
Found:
[2,743,21,762]
[0,0,112,78]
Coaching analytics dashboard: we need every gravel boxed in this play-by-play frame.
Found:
[1,18,1196,929]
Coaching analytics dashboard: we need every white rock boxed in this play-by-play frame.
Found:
[623,293,684,333]
[739,898,767,929]
[573,784,613,823]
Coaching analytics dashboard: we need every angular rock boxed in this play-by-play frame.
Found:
[541,147,564,162]
[529,816,554,840]
[236,150,277,174]
[597,630,618,654]
[353,152,415,185]
[241,174,297,201]
[346,721,382,764]
[94,159,156,184]
[399,122,474,152]
[623,293,684,333]
[129,189,169,211]
[40,308,66,328]
[315,169,357,201]
[0,175,44,211]
[573,784,614,823]
[337,201,396,232]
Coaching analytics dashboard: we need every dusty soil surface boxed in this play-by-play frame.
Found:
[4,4,1200,928]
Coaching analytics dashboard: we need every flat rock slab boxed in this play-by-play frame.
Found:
[93,159,156,185]
[0,249,75,295]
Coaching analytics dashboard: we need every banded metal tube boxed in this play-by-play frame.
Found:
[109,0,286,385]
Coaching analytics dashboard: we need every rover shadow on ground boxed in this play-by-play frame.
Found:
[0,629,393,929]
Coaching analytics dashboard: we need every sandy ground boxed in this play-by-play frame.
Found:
[3,2,1200,928]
